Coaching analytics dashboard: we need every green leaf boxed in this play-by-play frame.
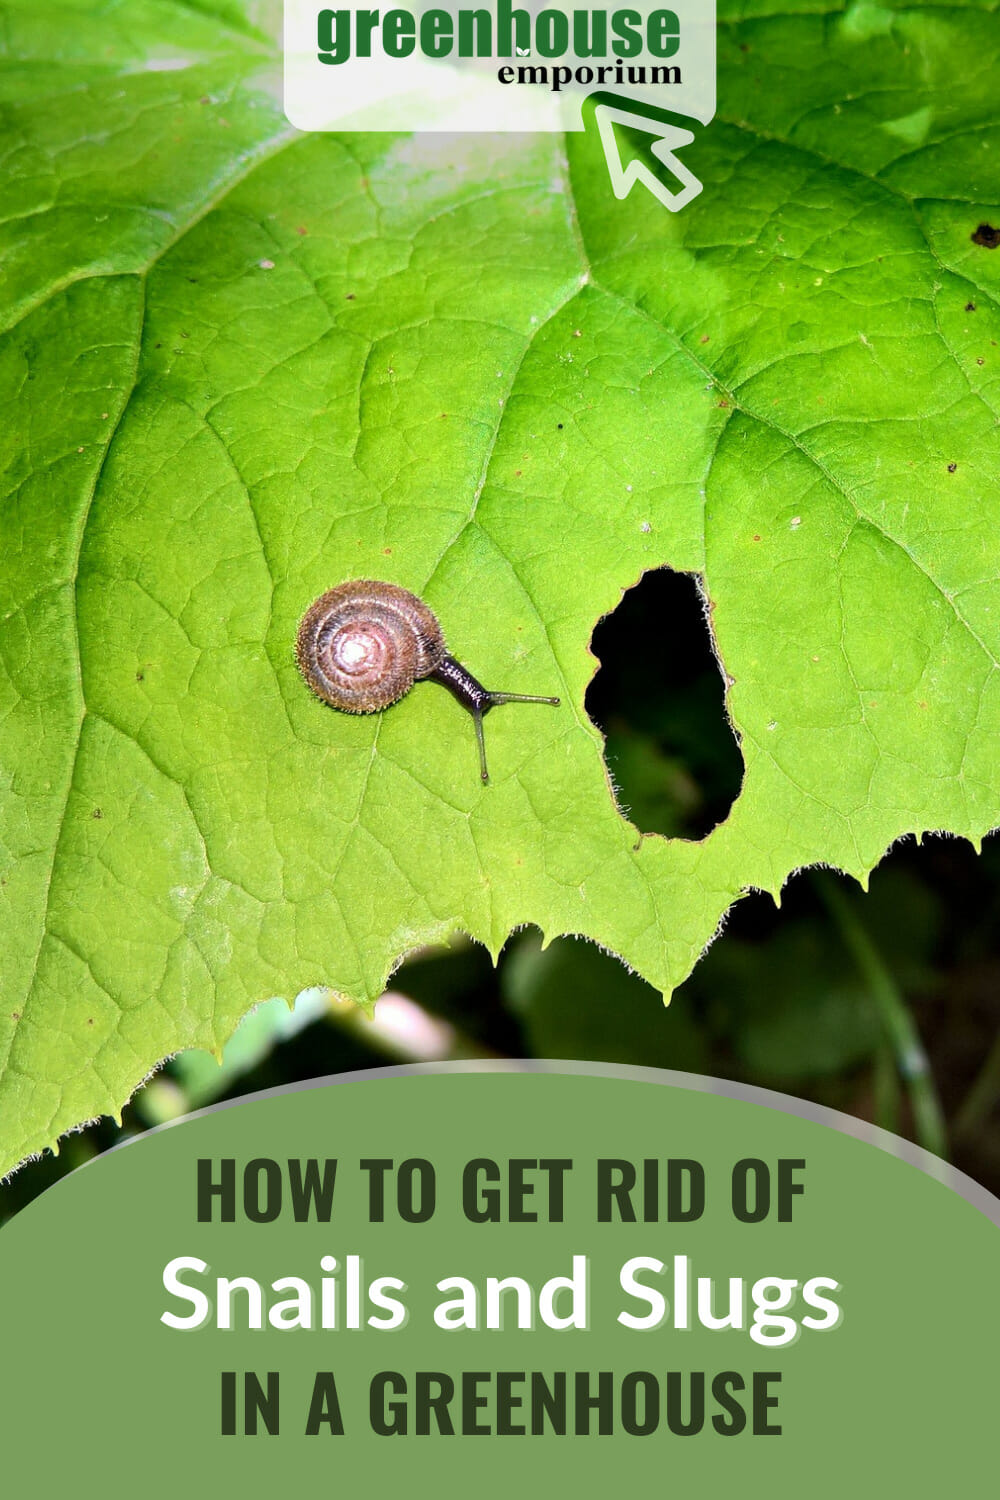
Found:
[3,0,1000,1175]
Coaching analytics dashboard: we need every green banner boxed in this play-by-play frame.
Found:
[1,1064,995,1493]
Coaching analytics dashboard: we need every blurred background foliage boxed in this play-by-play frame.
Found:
[3,569,999,1222]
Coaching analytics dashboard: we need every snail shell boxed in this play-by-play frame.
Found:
[295,580,445,714]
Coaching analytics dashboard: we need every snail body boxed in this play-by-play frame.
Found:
[296,579,560,783]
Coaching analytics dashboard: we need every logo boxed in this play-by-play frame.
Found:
[284,2,716,209]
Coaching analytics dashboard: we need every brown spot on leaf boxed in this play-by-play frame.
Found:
[92,808,103,820]
[972,223,1000,248]
[966,302,977,312]
[948,462,957,473]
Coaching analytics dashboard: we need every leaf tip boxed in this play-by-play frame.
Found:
[336,987,375,1021]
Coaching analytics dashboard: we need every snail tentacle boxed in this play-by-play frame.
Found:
[428,654,561,782]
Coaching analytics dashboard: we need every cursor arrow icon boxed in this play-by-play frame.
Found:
[594,102,703,212]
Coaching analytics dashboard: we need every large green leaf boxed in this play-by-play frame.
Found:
[2,0,999,1175]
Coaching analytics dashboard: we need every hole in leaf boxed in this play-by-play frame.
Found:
[585,569,743,839]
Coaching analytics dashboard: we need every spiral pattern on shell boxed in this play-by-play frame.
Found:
[295,580,446,714]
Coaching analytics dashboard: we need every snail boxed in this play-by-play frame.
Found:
[295,579,560,784]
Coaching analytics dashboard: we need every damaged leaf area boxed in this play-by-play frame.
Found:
[2,0,1000,1174]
